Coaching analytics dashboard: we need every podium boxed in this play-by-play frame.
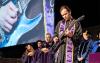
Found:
[89,52,100,63]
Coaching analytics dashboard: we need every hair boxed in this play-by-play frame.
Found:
[36,40,43,44]
[25,44,35,55]
[46,33,51,37]
[53,35,59,43]
[53,35,58,38]
[82,30,93,39]
[60,5,71,13]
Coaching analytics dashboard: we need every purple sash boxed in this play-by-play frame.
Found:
[59,20,75,63]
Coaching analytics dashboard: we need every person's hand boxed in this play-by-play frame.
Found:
[41,48,49,53]
[0,1,18,32]
[65,29,73,37]
[27,52,34,56]
[78,57,84,61]
[53,36,59,43]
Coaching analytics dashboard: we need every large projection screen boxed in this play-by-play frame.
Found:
[0,0,54,48]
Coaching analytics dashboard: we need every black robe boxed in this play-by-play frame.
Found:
[77,39,94,63]
[35,41,54,63]
[21,53,36,63]
[55,19,82,63]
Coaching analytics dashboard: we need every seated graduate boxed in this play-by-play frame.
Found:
[37,33,54,63]
[35,40,43,63]
[43,33,53,48]
[21,44,36,63]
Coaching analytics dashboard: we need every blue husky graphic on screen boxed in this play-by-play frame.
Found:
[5,11,42,47]
[0,0,43,47]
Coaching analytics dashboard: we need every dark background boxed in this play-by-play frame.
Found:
[0,0,99,58]
[54,0,100,28]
